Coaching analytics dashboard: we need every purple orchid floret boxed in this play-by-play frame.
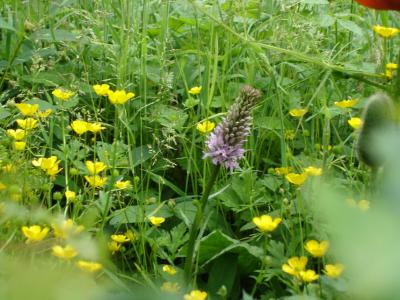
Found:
[203,85,261,171]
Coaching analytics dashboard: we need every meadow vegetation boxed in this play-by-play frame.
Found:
[0,1,399,299]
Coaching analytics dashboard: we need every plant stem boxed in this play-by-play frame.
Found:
[184,164,220,285]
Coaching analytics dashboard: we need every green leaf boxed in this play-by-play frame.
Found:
[150,105,188,131]
[131,145,152,167]
[110,204,173,226]
[28,98,57,112]
[198,231,263,273]
[110,206,140,225]
[0,17,15,32]
[254,116,282,130]
[259,175,281,192]
[156,223,189,259]
[337,19,363,36]
[147,171,186,197]
[207,253,238,299]
[174,200,197,225]
[0,107,11,120]
[317,14,336,28]
[216,173,257,211]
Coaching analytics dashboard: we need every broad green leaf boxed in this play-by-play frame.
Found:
[174,200,197,225]
[0,108,11,120]
[318,14,336,28]
[0,17,15,31]
[147,171,186,196]
[150,105,188,131]
[131,145,152,167]
[28,98,57,112]
[198,231,263,273]
[207,253,238,299]
[337,19,363,36]
[254,116,282,130]
[259,175,281,192]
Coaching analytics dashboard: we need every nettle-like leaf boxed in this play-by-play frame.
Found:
[216,171,264,212]
[149,104,188,132]
[156,223,189,260]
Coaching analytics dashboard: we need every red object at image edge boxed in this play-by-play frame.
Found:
[354,0,400,10]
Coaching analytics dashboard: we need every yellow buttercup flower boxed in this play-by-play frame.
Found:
[348,117,363,130]
[111,234,130,243]
[14,141,26,151]
[385,63,398,79]
[15,103,39,116]
[149,216,165,227]
[162,265,177,276]
[65,190,77,203]
[252,215,282,232]
[52,219,84,239]
[52,245,78,260]
[2,164,13,173]
[85,175,107,188]
[21,225,49,243]
[305,240,329,257]
[282,256,308,277]
[71,120,89,135]
[386,63,398,71]
[32,156,58,170]
[324,264,344,279]
[87,122,106,134]
[114,180,131,190]
[358,200,370,212]
[37,108,52,118]
[197,120,215,134]
[108,241,121,254]
[52,88,75,101]
[16,118,38,130]
[289,108,308,118]
[334,99,358,108]
[0,182,6,190]
[85,161,107,174]
[386,70,395,79]
[32,156,62,178]
[373,25,399,39]
[188,86,202,95]
[160,282,180,293]
[347,198,369,211]
[46,165,63,178]
[285,173,308,185]
[107,90,135,105]
[304,166,322,176]
[76,260,103,273]
[274,167,292,176]
[184,290,208,300]
[299,270,319,283]
[7,129,26,140]
[93,84,111,96]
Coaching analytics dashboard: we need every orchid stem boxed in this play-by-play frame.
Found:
[184,164,220,285]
